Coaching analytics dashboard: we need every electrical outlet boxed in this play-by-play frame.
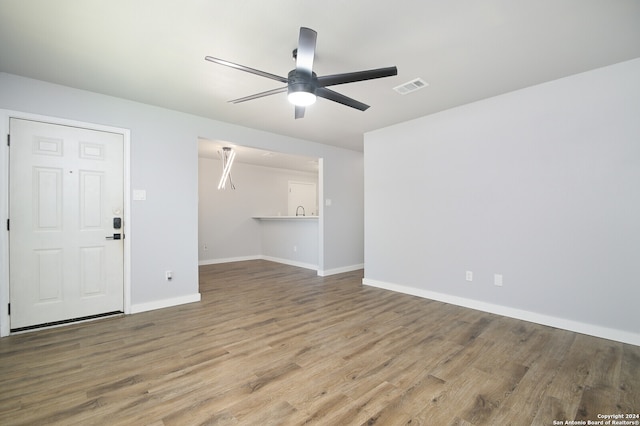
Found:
[494,274,503,287]
[466,271,473,282]
[293,245,298,252]
[166,270,173,281]
[203,243,208,251]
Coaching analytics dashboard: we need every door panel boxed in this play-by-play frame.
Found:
[80,246,105,296]
[35,249,63,301]
[9,118,124,329]
[34,167,63,229]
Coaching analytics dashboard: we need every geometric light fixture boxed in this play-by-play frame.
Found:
[217,147,236,190]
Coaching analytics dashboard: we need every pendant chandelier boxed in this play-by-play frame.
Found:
[217,147,236,190]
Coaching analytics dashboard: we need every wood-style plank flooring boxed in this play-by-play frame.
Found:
[1,260,638,425]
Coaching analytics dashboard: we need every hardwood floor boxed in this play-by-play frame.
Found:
[1,260,638,425]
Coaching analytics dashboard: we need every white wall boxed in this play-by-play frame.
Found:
[259,219,319,269]
[198,157,318,265]
[0,72,364,333]
[364,58,640,346]
[322,153,365,274]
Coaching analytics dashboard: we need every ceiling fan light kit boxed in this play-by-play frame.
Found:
[205,27,397,119]
[288,90,316,107]
[287,70,317,106]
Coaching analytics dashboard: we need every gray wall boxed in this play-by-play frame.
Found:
[364,59,640,345]
[0,73,364,333]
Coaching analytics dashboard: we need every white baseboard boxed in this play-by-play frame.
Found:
[318,263,364,277]
[260,256,318,271]
[363,278,640,347]
[200,255,318,271]
[199,256,363,277]
[130,293,201,314]
[199,255,261,266]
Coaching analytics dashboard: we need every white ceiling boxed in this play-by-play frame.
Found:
[1,1,639,152]
[198,138,319,173]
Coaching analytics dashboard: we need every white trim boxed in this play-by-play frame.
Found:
[260,256,318,271]
[0,110,131,337]
[199,255,319,272]
[0,114,9,337]
[122,127,131,315]
[199,255,363,277]
[318,158,324,272]
[199,255,261,266]
[363,278,640,347]
[130,293,201,314]
[200,256,363,277]
[318,263,364,277]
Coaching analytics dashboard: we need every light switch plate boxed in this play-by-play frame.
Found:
[494,274,503,287]
[133,189,147,201]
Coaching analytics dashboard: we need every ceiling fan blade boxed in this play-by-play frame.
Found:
[316,66,398,87]
[205,56,288,84]
[229,86,288,104]
[295,106,305,119]
[316,87,370,111]
[296,27,317,77]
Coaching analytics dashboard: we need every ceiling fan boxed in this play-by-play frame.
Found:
[205,27,398,119]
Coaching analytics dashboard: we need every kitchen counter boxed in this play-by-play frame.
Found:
[252,216,318,220]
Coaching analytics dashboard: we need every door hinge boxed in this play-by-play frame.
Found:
[7,304,10,315]
[6,134,9,146]
[6,219,8,231]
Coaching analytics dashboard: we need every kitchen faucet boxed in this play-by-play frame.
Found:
[296,205,305,216]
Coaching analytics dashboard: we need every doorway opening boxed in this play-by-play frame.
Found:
[197,138,323,272]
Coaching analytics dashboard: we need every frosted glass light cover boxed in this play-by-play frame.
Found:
[288,91,316,106]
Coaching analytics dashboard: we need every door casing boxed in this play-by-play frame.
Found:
[0,110,131,336]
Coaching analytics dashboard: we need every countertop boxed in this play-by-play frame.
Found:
[252,216,319,220]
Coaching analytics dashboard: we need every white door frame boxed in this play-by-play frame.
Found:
[0,110,131,337]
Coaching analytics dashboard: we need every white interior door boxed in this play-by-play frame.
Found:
[9,118,124,330]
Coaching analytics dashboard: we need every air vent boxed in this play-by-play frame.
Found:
[393,78,428,95]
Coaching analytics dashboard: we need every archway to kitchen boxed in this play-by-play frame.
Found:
[197,138,323,273]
